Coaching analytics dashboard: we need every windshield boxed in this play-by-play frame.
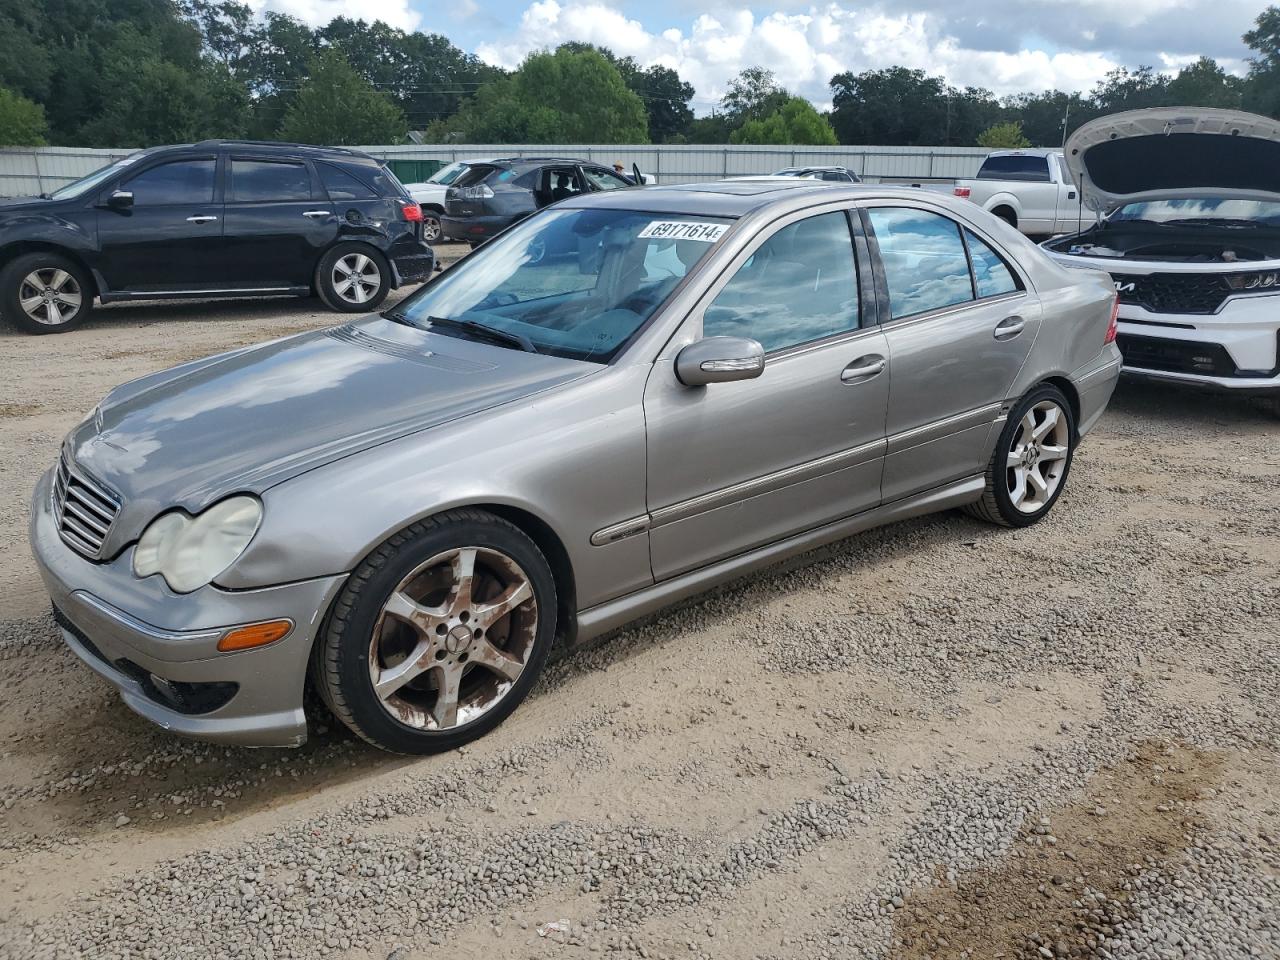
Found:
[428,162,468,185]
[1108,198,1280,226]
[394,208,731,363]
[48,153,144,200]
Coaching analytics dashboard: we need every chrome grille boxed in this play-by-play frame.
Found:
[52,457,121,559]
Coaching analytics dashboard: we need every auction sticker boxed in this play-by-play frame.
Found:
[638,220,729,242]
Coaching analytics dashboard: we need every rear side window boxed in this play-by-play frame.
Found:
[965,229,1021,298]
[231,159,311,202]
[124,160,216,205]
[318,163,376,200]
[704,211,859,352]
[976,155,1050,182]
[866,207,974,320]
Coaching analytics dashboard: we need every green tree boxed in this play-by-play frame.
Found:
[977,120,1031,148]
[549,43,695,142]
[729,96,838,145]
[1244,8,1280,117]
[0,86,48,145]
[1166,57,1243,108]
[721,67,789,125]
[279,51,405,145]
[829,67,950,145]
[434,47,647,144]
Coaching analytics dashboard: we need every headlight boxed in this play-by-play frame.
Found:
[133,495,262,594]
[1225,271,1280,291]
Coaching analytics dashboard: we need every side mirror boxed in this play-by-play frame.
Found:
[675,336,765,386]
[105,190,133,211]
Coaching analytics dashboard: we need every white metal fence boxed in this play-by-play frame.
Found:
[0,143,992,197]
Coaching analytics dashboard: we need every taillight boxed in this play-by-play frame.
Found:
[401,203,423,222]
[1104,295,1119,344]
[953,186,971,199]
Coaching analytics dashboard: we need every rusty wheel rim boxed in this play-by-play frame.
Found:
[369,547,538,731]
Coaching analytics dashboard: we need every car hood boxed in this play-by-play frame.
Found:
[0,195,54,212]
[1064,107,1280,212]
[66,317,592,550]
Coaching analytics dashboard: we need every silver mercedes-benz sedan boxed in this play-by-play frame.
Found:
[31,181,1121,754]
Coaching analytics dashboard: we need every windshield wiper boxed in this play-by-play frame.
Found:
[425,316,538,354]
[381,308,420,328]
[1160,218,1259,228]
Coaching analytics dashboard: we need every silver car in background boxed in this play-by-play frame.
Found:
[30,181,1121,754]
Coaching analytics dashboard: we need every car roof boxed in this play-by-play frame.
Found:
[560,180,973,218]
[186,140,382,164]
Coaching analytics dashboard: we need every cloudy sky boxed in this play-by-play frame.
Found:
[251,0,1264,109]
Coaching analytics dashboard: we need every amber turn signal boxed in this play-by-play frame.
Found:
[217,619,293,652]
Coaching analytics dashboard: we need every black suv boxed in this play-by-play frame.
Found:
[0,140,434,334]
[441,157,637,246]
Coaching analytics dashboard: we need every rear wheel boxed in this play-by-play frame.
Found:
[965,384,1075,527]
[316,509,556,754]
[0,252,93,334]
[315,243,390,313]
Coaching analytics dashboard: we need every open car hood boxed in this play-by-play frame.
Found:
[1064,107,1280,212]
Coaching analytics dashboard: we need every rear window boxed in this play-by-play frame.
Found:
[453,165,504,188]
[976,155,1051,183]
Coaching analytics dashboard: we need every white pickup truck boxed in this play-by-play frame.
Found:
[953,149,1088,236]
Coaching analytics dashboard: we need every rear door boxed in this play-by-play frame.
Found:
[95,154,224,292]
[220,155,336,287]
[643,207,890,580]
[862,203,1038,502]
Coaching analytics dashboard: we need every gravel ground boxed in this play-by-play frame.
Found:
[0,251,1276,958]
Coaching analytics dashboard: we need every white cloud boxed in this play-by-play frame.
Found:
[246,0,421,31]
[473,0,1249,110]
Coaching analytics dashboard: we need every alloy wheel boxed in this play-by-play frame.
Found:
[368,546,538,731]
[1006,399,1070,513]
[18,268,82,326]
[332,253,381,305]
[422,215,442,242]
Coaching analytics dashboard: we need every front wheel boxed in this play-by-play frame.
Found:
[965,384,1076,527]
[421,210,442,244]
[0,252,93,334]
[315,243,390,313]
[315,509,556,754]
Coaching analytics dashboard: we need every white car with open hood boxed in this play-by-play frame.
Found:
[1044,107,1280,410]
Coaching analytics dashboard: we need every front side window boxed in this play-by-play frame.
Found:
[965,229,1021,298]
[49,153,145,200]
[230,159,311,202]
[867,207,974,319]
[124,159,216,205]
[582,167,630,191]
[394,209,728,363]
[704,211,859,352]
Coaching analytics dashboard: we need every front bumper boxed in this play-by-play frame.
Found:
[30,469,347,747]
[1113,295,1280,393]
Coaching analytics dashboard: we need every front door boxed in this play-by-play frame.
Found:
[95,155,224,292]
[644,208,890,580]
[221,156,336,287]
[861,204,1039,502]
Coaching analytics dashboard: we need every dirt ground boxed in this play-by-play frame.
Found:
[0,249,1276,959]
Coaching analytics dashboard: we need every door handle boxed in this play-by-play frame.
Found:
[302,210,330,219]
[185,215,218,224]
[994,316,1025,340]
[840,355,886,382]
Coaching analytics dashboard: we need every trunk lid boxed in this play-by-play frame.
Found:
[1064,107,1280,212]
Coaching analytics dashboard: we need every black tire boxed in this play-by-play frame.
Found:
[0,252,93,334]
[993,208,1017,229]
[315,243,391,313]
[315,509,557,755]
[965,384,1076,528]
